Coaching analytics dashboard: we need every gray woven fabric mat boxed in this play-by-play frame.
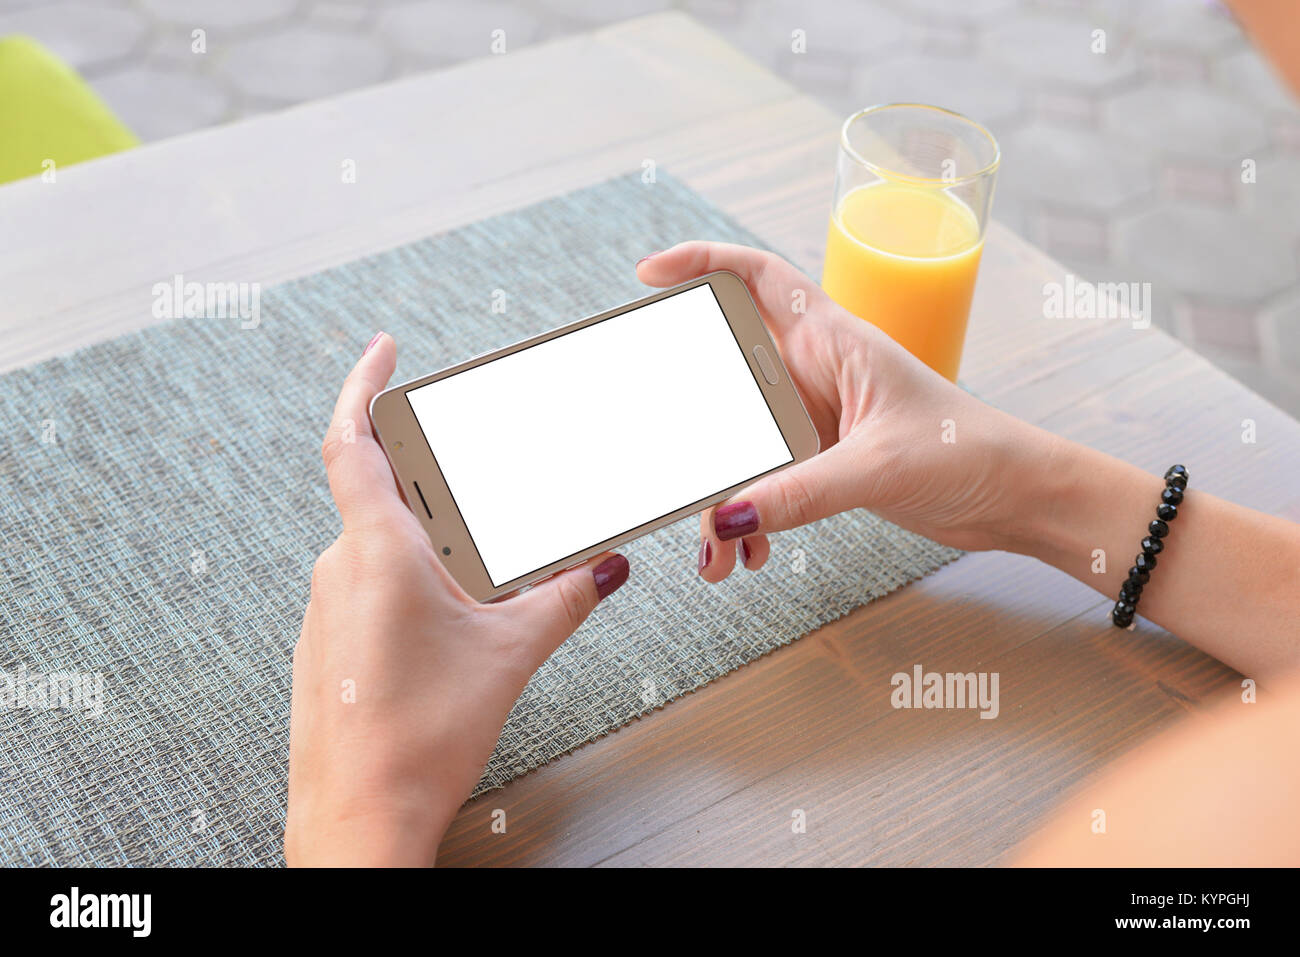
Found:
[0,172,960,866]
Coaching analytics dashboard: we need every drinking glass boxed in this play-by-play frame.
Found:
[821,104,999,382]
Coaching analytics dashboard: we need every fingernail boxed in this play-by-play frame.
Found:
[362,331,384,356]
[635,251,660,267]
[593,554,629,600]
[738,538,751,569]
[697,539,711,573]
[714,501,759,541]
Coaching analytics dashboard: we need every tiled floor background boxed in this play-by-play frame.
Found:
[4,0,1299,416]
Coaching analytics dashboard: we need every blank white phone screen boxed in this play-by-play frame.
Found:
[405,283,793,587]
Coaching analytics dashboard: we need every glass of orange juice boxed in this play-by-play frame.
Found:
[822,104,999,382]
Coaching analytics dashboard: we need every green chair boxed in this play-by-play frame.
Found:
[0,35,138,185]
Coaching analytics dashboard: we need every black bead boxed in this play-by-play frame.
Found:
[1135,551,1156,572]
[1120,583,1142,603]
[1114,600,1135,619]
[1149,519,1169,538]
[1156,502,1178,522]
[1141,535,1163,555]
[1161,487,1183,506]
[1164,464,1188,482]
[1165,474,1187,492]
[1112,615,1134,629]
[1128,565,1150,585]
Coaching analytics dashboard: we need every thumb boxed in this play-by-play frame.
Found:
[502,553,630,659]
[710,441,865,540]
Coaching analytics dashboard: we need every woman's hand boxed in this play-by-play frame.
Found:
[636,242,1059,581]
[285,333,630,867]
[639,243,1300,681]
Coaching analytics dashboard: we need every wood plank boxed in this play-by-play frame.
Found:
[596,618,1237,867]
[438,551,1116,866]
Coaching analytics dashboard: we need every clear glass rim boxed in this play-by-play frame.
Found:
[840,103,1001,187]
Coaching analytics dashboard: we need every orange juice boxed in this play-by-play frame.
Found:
[822,182,983,381]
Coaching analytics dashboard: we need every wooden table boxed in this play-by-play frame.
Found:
[5,13,1297,866]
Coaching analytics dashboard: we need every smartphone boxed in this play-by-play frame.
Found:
[369,271,819,601]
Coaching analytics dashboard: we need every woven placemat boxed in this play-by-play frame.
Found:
[0,172,961,866]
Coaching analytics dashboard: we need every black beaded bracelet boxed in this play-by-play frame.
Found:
[1111,464,1188,629]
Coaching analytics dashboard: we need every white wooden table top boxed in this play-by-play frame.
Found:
[4,12,1297,867]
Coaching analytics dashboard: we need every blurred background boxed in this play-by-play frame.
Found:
[3,0,1298,415]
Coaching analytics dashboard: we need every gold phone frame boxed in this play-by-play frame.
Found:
[368,270,820,602]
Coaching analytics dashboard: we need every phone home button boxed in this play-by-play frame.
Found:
[752,345,780,385]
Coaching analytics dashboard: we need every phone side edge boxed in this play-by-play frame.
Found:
[705,268,822,463]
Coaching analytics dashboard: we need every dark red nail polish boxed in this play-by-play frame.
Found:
[362,331,384,356]
[593,554,629,600]
[739,538,751,568]
[714,501,759,541]
[697,539,711,573]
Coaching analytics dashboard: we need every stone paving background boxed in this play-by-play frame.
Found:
[3,0,1298,416]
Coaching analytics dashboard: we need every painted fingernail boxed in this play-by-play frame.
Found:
[697,539,712,573]
[635,251,660,267]
[362,331,384,356]
[738,538,751,569]
[714,501,759,541]
[593,554,629,600]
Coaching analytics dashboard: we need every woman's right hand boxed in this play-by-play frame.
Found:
[635,241,1061,580]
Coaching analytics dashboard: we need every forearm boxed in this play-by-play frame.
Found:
[1005,429,1300,682]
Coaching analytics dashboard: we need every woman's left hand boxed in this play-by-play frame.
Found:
[286,332,630,866]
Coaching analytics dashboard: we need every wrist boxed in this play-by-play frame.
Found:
[286,783,455,867]
[1003,431,1162,592]
[997,427,1078,560]
[952,416,1076,556]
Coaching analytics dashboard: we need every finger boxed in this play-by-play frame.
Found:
[711,441,866,540]
[696,504,736,583]
[503,552,630,658]
[635,241,830,337]
[736,533,769,572]
[322,332,405,529]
